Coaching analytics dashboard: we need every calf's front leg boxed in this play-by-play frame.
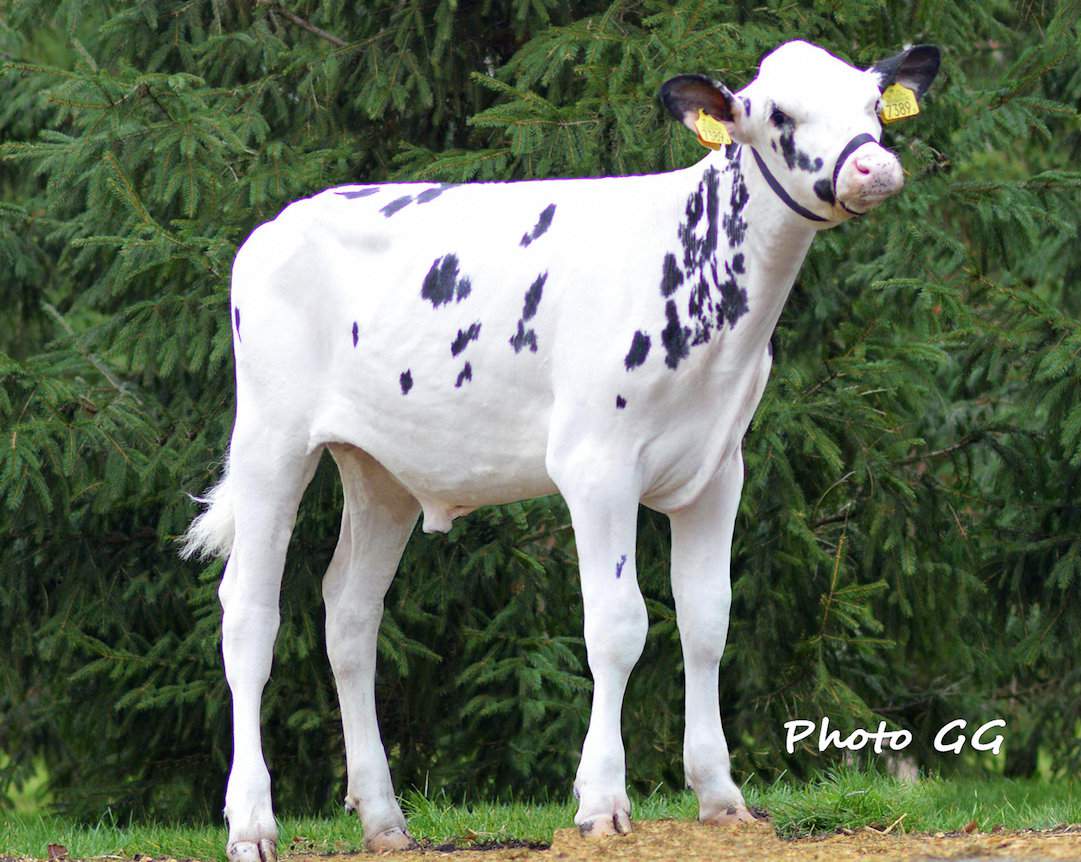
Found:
[551,457,648,837]
[668,452,754,824]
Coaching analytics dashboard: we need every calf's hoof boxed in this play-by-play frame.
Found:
[226,839,277,862]
[364,826,418,853]
[577,809,632,837]
[701,803,757,826]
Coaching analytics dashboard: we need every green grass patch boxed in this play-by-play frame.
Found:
[1,770,1078,859]
[759,769,1081,837]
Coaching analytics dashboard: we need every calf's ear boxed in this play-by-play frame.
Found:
[868,45,941,100]
[660,74,749,144]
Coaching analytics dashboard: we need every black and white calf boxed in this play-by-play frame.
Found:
[183,39,940,860]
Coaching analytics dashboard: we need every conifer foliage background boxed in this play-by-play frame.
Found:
[1,0,1079,821]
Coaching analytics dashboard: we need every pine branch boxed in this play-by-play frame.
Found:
[256,1,347,48]
[136,83,173,121]
[41,302,142,405]
[898,431,986,466]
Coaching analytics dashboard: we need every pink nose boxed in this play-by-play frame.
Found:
[836,143,904,208]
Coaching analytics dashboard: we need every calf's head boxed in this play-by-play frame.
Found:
[661,40,940,225]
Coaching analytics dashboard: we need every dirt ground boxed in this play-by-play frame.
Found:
[290,820,1081,862]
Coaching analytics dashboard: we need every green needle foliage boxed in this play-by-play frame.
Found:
[1,0,1078,822]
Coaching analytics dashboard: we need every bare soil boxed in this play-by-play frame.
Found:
[8,821,1081,862]
[290,820,1081,862]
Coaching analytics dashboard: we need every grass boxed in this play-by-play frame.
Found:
[758,769,1081,837]
[2,770,1078,859]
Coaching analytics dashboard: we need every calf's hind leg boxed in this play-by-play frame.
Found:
[323,445,420,852]
[220,433,320,862]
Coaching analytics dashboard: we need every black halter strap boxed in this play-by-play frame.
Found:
[750,147,828,223]
[749,132,879,224]
[833,133,877,191]
[832,132,877,217]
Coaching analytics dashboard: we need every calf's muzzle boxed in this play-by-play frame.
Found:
[833,137,904,214]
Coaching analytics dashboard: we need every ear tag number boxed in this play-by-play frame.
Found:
[879,83,919,124]
[694,108,732,149]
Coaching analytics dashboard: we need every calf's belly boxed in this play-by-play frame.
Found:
[310,386,558,532]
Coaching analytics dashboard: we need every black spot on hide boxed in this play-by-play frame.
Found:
[421,254,472,307]
[381,195,413,216]
[723,158,749,248]
[813,178,835,204]
[717,260,749,329]
[679,166,720,272]
[336,187,379,199]
[508,273,546,353]
[661,299,691,369]
[661,252,684,297]
[522,273,545,320]
[400,370,413,394]
[509,322,537,354]
[451,322,481,356]
[778,126,823,173]
[624,331,651,370]
[650,156,751,364]
[520,204,556,247]
[416,183,455,204]
[455,362,472,387]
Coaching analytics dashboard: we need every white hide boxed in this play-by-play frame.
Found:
[183,39,935,860]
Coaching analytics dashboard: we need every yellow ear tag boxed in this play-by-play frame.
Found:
[879,83,919,124]
[694,108,732,149]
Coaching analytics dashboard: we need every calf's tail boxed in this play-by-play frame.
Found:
[180,458,235,560]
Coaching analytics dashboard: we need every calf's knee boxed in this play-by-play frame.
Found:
[584,594,648,673]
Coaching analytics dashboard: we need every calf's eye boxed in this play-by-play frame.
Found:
[770,106,791,127]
